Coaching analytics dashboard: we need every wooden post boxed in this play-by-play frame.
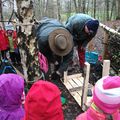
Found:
[102,60,110,77]
[64,71,68,83]
[81,62,90,111]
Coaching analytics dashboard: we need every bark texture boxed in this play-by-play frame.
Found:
[16,0,41,82]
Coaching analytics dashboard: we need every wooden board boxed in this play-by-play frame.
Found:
[63,73,93,108]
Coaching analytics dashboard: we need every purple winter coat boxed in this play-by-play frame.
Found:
[0,74,24,120]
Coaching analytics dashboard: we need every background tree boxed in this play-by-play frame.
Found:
[0,0,5,28]
[116,0,120,19]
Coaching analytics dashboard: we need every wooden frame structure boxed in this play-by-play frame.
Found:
[63,60,110,111]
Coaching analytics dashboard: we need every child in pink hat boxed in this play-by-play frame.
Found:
[76,76,120,120]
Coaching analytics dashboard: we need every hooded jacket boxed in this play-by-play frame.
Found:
[24,80,64,120]
[0,30,9,51]
[76,106,120,120]
[65,14,98,67]
[0,74,24,120]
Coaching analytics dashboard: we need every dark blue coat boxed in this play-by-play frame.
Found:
[36,18,73,73]
[65,14,96,47]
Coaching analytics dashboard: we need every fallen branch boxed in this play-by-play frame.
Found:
[100,23,120,36]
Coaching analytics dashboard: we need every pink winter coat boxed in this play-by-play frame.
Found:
[76,107,120,120]
[0,30,9,51]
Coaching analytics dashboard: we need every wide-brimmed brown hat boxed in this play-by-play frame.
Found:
[48,28,73,56]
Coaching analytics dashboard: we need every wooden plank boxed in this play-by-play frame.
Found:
[81,62,90,111]
[67,73,82,79]
[71,91,82,106]
[64,71,68,83]
[72,77,83,87]
[69,86,82,92]
[77,77,84,84]
[102,60,110,77]
[69,78,79,87]
[64,81,73,90]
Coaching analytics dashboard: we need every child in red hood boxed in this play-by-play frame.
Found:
[24,80,64,120]
[7,30,21,65]
[0,26,9,59]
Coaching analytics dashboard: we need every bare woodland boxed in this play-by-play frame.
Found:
[1,0,120,22]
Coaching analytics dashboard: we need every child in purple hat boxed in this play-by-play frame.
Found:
[0,74,25,120]
[76,76,120,120]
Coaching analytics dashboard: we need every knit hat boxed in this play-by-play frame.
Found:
[85,19,99,33]
[93,76,120,114]
[24,80,64,120]
[0,74,24,120]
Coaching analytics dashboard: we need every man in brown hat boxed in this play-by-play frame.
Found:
[36,18,73,81]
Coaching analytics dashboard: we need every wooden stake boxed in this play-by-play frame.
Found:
[81,62,90,111]
[102,60,110,77]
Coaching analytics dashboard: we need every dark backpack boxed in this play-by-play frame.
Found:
[0,59,17,74]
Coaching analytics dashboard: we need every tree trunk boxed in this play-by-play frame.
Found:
[66,0,71,18]
[73,0,78,13]
[45,0,57,18]
[16,0,41,83]
[105,0,109,20]
[82,0,86,13]
[93,0,96,18]
[78,0,81,12]
[57,0,61,21]
[0,0,5,29]
[86,0,90,14]
[110,0,115,20]
[117,0,120,19]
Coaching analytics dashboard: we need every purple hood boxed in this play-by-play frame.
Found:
[0,74,24,120]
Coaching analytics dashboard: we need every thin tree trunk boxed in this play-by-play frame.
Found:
[73,0,78,13]
[82,0,86,13]
[0,0,5,29]
[78,0,81,12]
[91,0,94,17]
[66,0,71,18]
[106,0,109,20]
[110,0,115,20]
[86,0,90,14]
[57,0,61,21]
[117,0,120,19]
[16,0,41,83]
[93,0,96,18]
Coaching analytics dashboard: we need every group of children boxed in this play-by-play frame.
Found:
[0,73,120,120]
[0,25,21,65]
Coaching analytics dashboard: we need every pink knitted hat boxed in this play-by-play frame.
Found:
[93,76,120,114]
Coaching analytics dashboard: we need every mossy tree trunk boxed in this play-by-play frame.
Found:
[16,0,41,83]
